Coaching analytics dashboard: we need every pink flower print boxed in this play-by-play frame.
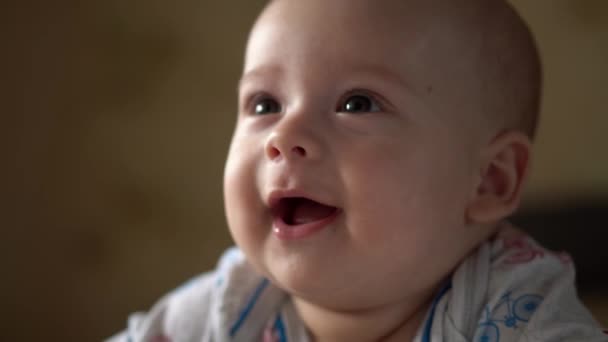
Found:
[503,236,545,264]
[263,328,280,342]
[556,251,572,265]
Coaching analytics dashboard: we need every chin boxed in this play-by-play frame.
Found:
[264,255,333,294]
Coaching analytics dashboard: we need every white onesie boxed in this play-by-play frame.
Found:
[107,223,608,342]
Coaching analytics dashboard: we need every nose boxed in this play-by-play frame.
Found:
[264,114,322,162]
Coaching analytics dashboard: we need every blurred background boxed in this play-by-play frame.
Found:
[3,0,607,340]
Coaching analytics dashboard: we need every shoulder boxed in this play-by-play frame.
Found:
[106,247,265,342]
[476,222,607,341]
[487,223,574,285]
[436,222,607,341]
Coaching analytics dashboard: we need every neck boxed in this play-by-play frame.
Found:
[293,290,435,342]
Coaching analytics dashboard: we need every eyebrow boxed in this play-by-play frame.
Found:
[238,65,284,91]
[344,64,413,93]
[238,63,413,94]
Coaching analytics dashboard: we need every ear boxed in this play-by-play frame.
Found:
[466,130,532,224]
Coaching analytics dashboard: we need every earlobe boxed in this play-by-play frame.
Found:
[466,130,532,224]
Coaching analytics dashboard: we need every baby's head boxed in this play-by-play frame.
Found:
[224,0,541,312]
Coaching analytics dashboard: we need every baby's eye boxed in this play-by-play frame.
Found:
[253,97,281,115]
[338,94,381,114]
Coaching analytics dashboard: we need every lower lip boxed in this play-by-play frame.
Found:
[272,209,340,240]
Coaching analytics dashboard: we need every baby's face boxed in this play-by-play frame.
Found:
[225,0,485,309]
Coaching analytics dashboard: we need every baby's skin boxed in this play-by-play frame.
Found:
[224,0,541,340]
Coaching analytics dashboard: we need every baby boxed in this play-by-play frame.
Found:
[109,0,607,341]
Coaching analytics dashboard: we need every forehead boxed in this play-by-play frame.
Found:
[244,0,427,78]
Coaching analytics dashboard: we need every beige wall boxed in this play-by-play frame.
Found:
[3,1,606,340]
[512,1,608,202]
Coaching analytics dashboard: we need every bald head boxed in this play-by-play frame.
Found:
[477,0,542,139]
[253,0,541,139]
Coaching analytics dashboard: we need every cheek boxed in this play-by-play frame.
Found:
[342,139,471,241]
[338,140,476,288]
[223,138,267,249]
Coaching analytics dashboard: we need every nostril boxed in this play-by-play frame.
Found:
[267,146,281,159]
[292,146,306,156]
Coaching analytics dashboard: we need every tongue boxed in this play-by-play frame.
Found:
[289,198,336,225]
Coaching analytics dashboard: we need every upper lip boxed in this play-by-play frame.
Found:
[266,189,334,209]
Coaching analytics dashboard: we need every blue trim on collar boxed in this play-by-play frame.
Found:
[421,281,452,342]
[229,278,270,337]
[274,313,288,342]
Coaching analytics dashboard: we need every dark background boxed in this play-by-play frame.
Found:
[3,0,607,340]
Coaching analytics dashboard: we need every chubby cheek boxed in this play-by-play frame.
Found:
[342,139,471,264]
[223,137,268,264]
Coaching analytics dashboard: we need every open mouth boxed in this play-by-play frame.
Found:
[272,197,338,226]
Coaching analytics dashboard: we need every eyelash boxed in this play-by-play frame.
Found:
[243,92,280,115]
[242,89,387,115]
[337,89,385,113]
